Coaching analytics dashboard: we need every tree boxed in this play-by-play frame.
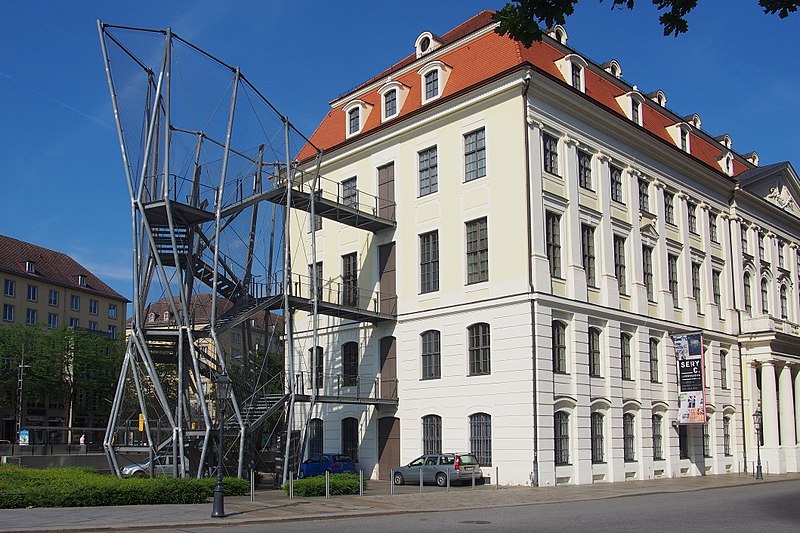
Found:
[493,0,799,47]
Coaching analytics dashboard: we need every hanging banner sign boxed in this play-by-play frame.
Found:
[672,332,707,424]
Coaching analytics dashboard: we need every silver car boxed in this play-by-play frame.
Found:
[121,455,188,477]
[393,453,483,487]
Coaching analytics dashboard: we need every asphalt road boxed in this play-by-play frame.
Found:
[135,479,800,532]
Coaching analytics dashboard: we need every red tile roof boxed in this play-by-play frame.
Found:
[298,11,753,179]
[141,293,284,330]
[0,234,127,301]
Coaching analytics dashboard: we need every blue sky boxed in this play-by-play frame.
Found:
[2,1,798,305]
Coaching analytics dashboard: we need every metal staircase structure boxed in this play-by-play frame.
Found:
[98,22,398,482]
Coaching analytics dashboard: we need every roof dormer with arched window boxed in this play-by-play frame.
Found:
[615,88,645,126]
[342,99,372,138]
[377,80,409,122]
[415,31,443,58]
[667,121,692,153]
[647,89,667,107]
[602,59,622,79]
[548,25,568,45]
[555,53,588,93]
[418,60,451,104]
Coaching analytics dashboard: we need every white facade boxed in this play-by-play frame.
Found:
[285,14,800,485]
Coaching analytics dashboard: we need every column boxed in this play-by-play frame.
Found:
[652,180,673,321]
[778,363,796,446]
[562,136,585,300]
[794,367,800,445]
[627,170,646,314]
[760,361,779,448]
[527,119,552,291]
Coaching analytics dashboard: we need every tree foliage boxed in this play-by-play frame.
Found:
[493,0,799,47]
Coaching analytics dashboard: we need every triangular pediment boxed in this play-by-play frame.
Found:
[737,162,800,216]
[641,221,659,244]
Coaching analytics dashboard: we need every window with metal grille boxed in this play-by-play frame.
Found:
[341,252,358,307]
[468,323,491,375]
[310,347,323,389]
[623,413,636,462]
[614,235,626,294]
[309,418,324,455]
[761,278,769,313]
[688,202,697,234]
[578,149,592,190]
[720,350,728,390]
[638,178,649,211]
[348,108,359,135]
[342,177,358,208]
[723,417,732,456]
[342,342,358,387]
[554,411,570,465]
[668,254,679,307]
[424,70,439,100]
[650,338,660,383]
[712,270,721,306]
[552,321,567,373]
[581,224,596,287]
[466,218,488,284]
[610,164,624,203]
[384,89,397,118]
[643,245,654,301]
[692,262,701,305]
[546,212,562,278]
[342,417,359,462]
[652,414,663,460]
[422,415,442,455]
[418,146,438,196]
[464,129,486,182]
[591,412,604,463]
[664,192,675,224]
[420,231,439,293]
[469,413,492,466]
[621,332,632,380]
[679,424,689,459]
[588,327,601,378]
[421,330,441,380]
[543,133,559,176]
[744,273,752,313]
[703,424,712,458]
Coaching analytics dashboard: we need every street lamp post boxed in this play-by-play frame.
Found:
[212,371,232,518]
[752,410,763,480]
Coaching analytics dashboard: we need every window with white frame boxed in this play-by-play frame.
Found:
[2,304,13,322]
[422,415,442,455]
[546,211,562,278]
[25,308,37,326]
[420,231,439,293]
[464,129,486,182]
[418,146,438,196]
[741,225,749,254]
[348,107,360,135]
[623,413,636,462]
[761,278,769,313]
[780,285,788,319]
[664,192,675,224]
[638,178,649,212]
[421,330,441,379]
[108,303,117,320]
[89,299,98,315]
[720,350,729,390]
[614,235,627,294]
[571,62,582,90]
[578,149,592,190]
[712,269,721,306]
[744,273,753,313]
[778,240,785,267]
[650,337,660,383]
[668,254,679,307]
[27,284,37,302]
[69,317,79,328]
[588,327,602,377]
[47,312,58,329]
[342,177,358,208]
[3,279,14,297]
[552,320,567,373]
[652,414,664,460]
[688,202,698,234]
[582,224,596,287]
[48,289,58,306]
[643,245,654,301]
[466,218,488,284]
[621,332,632,380]
[70,295,80,312]
[469,413,492,466]
[543,133,559,176]
[610,164,624,203]
[692,262,702,306]
[631,98,641,125]
[709,213,719,243]
[591,412,604,463]
[88,321,98,331]
[424,70,439,100]
[383,89,397,119]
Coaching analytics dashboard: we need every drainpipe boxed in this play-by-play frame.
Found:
[522,69,539,487]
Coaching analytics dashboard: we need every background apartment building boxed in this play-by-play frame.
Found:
[284,12,800,485]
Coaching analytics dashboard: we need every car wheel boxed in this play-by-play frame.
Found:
[435,472,447,487]
[132,471,146,478]
[393,472,405,485]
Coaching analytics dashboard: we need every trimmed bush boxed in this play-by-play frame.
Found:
[0,465,249,509]
[284,473,366,497]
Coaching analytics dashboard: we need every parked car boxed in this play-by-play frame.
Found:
[298,453,357,478]
[393,453,483,487]
[121,455,188,477]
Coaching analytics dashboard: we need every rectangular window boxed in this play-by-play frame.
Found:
[108,325,117,339]
[614,235,627,294]
[464,129,486,182]
[425,70,439,100]
[348,108,359,135]
[723,417,732,456]
[668,254,679,307]
[643,246,654,301]
[741,225,749,254]
[88,321,98,331]
[69,317,79,328]
[342,343,358,387]
[591,413,604,464]
[552,321,567,374]
[468,323,491,376]
[554,412,570,465]
[652,415,664,460]
[384,89,397,118]
[631,99,640,124]
[70,295,80,312]
[758,232,765,261]
[48,289,58,306]
[588,328,601,378]
[418,146,438,196]
[466,218,489,284]
[108,303,118,320]
[2,304,13,322]
[650,338,660,383]
[25,308,37,326]
[469,414,492,466]
[709,213,718,243]
[571,63,582,89]
[621,333,632,381]
[341,252,358,307]
[692,262,702,305]
[422,415,442,455]
[688,202,698,234]
[712,269,721,306]
[778,241,785,268]
[581,224,596,287]
[3,279,14,297]
[664,192,675,224]
[638,179,649,212]
[420,231,439,293]
[89,299,98,315]
[720,350,729,390]
[610,164,624,203]
[543,133,559,176]
[308,262,323,300]
[421,330,441,380]
[680,129,688,152]
[546,212,562,278]
[578,149,592,190]
[703,424,712,458]
[623,414,636,462]
[48,312,58,329]
[342,177,358,209]
[27,284,38,302]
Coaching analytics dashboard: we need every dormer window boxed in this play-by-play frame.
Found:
[631,99,640,125]
[384,90,396,118]
[680,129,688,152]
[25,261,35,274]
[377,80,409,123]
[549,25,568,44]
[163,311,170,321]
[418,61,451,104]
[683,113,702,129]
[571,63,582,90]
[342,99,372,138]
[648,90,667,107]
[148,312,156,322]
[78,274,87,287]
[667,122,692,153]
[744,152,760,166]
[556,54,587,93]
[602,59,622,79]
[717,151,734,176]
[716,133,732,149]
[415,31,443,58]
[615,90,644,126]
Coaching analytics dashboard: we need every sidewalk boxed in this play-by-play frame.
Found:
[2,472,798,533]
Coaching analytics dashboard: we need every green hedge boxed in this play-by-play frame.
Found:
[284,473,365,497]
[0,465,249,509]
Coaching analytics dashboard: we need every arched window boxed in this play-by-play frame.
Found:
[468,323,491,375]
[422,414,442,455]
[469,413,492,466]
[552,321,567,373]
[342,342,359,387]
[761,278,769,314]
[652,414,663,460]
[421,330,441,379]
[743,273,752,313]
[554,411,570,465]
[780,285,788,319]
[309,418,324,455]
[623,413,636,462]
[341,417,359,462]
[588,327,601,377]
[590,412,604,463]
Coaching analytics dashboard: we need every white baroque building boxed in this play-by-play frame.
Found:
[285,11,800,485]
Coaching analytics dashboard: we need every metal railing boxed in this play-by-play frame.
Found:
[295,370,398,401]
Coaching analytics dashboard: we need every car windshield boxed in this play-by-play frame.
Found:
[458,454,479,465]
[408,456,425,467]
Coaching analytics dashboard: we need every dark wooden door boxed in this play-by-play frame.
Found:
[378,242,396,314]
[380,336,397,399]
[378,162,395,220]
[378,416,400,480]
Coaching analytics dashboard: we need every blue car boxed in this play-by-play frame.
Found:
[298,453,357,478]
